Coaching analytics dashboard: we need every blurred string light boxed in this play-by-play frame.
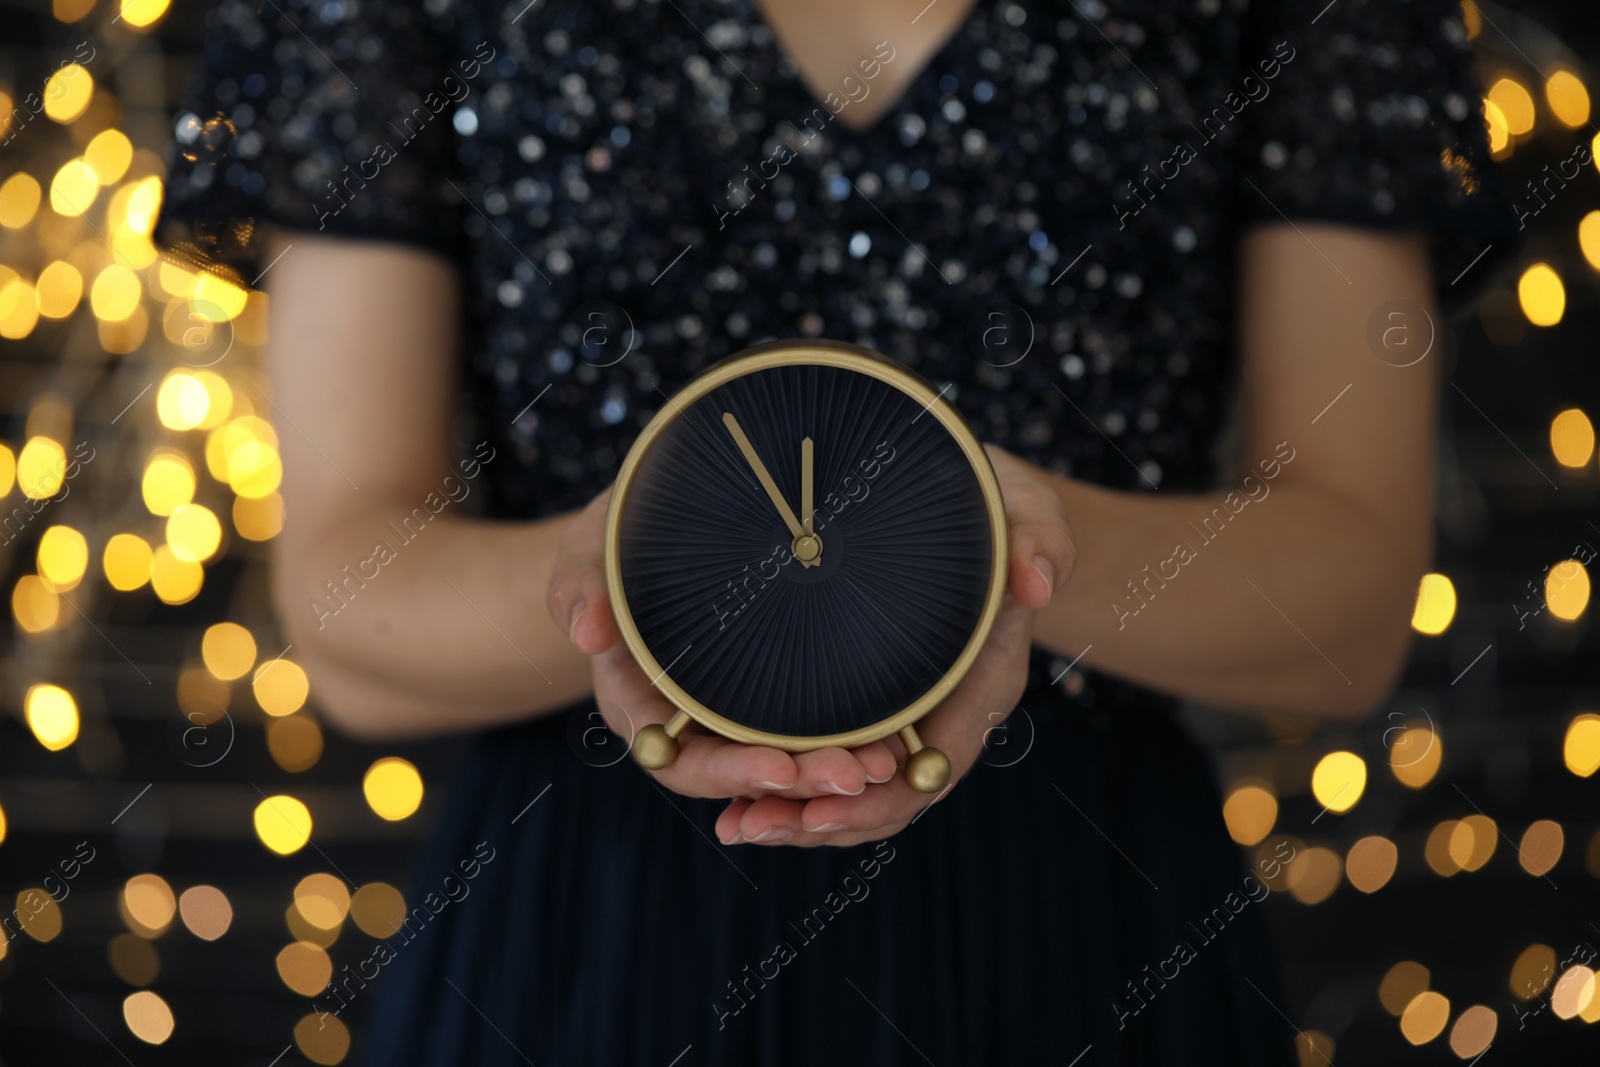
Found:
[1222,781,1277,845]
[17,437,66,498]
[1518,820,1563,876]
[1390,725,1441,788]
[268,716,324,772]
[1550,966,1596,1020]
[1344,836,1397,893]
[13,574,61,634]
[37,525,89,589]
[1565,714,1600,777]
[349,883,406,937]
[177,885,232,940]
[103,533,154,591]
[121,874,176,937]
[150,546,203,604]
[1544,558,1590,621]
[294,873,350,930]
[363,757,424,821]
[1380,961,1431,1015]
[0,173,42,228]
[1580,212,1600,271]
[108,933,160,985]
[1545,70,1591,127]
[119,0,173,29]
[1400,990,1451,1045]
[202,622,255,680]
[1310,751,1366,813]
[141,451,195,515]
[1425,816,1497,877]
[277,940,332,996]
[43,65,94,123]
[295,1013,351,1066]
[1549,408,1594,467]
[1447,1005,1497,1058]
[253,795,313,855]
[25,683,79,750]
[255,657,310,716]
[1518,263,1565,326]
[1512,944,1557,999]
[166,502,222,562]
[1411,573,1456,634]
[122,990,174,1045]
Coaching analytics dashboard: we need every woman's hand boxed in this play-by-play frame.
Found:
[548,489,899,799]
[713,445,1075,846]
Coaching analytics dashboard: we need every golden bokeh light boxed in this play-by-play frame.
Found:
[0,276,40,340]
[121,874,177,936]
[1483,98,1508,154]
[363,757,425,821]
[91,264,143,321]
[122,990,175,1045]
[43,65,94,123]
[268,716,324,772]
[1551,966,1595,1020]
[207,416,279,480]
[108,932,161,986]
[1287,846,1342,905]
[1581,211,1600,271]
[1400,990,1450,1045]
[192,371,234,429]
[150,546,204,605]
[1512,944,1557,999]
[13,574,62,633]
[156,372,211,431]
[1549,408,1595,468]
[254,657,310,717]
[202,622,257,681]
[191,271,249,322]
[1380,961,1431,1016]
[295,1012,351,1065]
[25,683,79,751]
[1222,782,1278,846]
[142,452,195,515]
[1426,820,1464,877]
[277,941,334,996]
[0,173,42,229]
[286,902,339,949]
[1344,836,1397,894]
[15,888,63,941]
[1390,725,1441,788]
[120,0,173,30]
[0,800,7,845]
[235,492,285,541]
[177,666,229,722]
[1448,1005,1497,1058]
[1294,1032,1334,1067]
[294,873,351,930]
[0,442,14,496]
[1546,70,1591,127]
[35,260,83,318]
[1310,751,1365,814]
[37,525,88,590]
[1487,78,1535,135]
[103,533,154,591]
[1518,820,1563,876]
[166,502,223,562]
[1564,713,1600,777]
[1453,815,1497,873]
[177,885,233,941]
[1518,263,1565,326]
[85,128,133,184]
[227,439,284,498]
[49,158,99,216]
[350,882,407,938]
[1544,559,1589,621]
[254,795,313,855]
[99,305,149,352]
[17,437,67,498]
[1410,573,1456,635]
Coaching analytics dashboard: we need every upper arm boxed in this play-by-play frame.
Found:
[262,231,462,580]
[1237,224,1440,571]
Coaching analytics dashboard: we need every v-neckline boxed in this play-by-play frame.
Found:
[739,0,986,135]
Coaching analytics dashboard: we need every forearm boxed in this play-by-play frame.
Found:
[1034,469,1424,719]
[276,508,592,739]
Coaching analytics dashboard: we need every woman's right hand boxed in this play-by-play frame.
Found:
[548,488,898,812]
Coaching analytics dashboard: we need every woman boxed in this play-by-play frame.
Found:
[157,0,1511,1061]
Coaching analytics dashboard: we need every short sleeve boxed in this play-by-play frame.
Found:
[1235,0,1518,302]
[155,0,467,286]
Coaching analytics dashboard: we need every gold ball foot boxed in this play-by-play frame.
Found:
[633,723,680,770]
[905,747,950,793]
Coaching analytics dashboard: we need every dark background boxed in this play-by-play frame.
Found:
[1,0,1596,1063]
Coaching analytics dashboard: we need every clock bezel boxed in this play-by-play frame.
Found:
[604,340,1009,752]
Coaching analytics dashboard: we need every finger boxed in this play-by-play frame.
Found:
[737,794,813,844]
[985,445,1074,610]
[797,775,934,835]
[717,798,753,844]
[658,731,800,800]
[848,741,898,784]
[790,746,871,797]
[547,489,621,655]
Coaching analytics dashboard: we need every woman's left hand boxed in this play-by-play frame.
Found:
[714,445,1076,848]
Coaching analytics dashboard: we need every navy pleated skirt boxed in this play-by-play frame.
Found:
[363,665,1293,1066]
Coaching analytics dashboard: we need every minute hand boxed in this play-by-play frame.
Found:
[722,412,805,538]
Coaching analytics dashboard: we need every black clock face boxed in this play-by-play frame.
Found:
[613,352,998,740]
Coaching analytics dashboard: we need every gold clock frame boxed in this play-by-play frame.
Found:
[603,340,1009,792]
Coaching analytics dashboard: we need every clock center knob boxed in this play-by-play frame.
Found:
[793,534,823,565]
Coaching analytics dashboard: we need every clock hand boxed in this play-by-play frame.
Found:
[801,436,814,536]
[722,412,824,567]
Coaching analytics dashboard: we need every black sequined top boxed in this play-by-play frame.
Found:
[156,1,1512,1063]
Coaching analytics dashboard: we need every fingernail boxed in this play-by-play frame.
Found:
[866,770,894,784]
[821,780,865,797]
[754,779,797,791]
[752,826,793,843]
[721,831,744,845]
[568,599,587,643]
[805,822,847,833]
[1031,555,1055,601]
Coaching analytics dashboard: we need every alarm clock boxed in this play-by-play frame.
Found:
[604,340,1008,793]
